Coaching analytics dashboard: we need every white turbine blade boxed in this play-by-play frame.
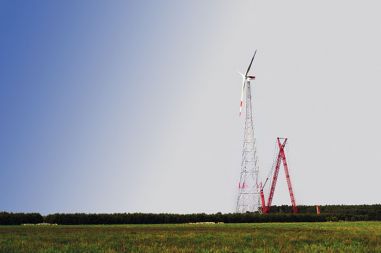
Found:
[245,50,257,77]
[237,71,245,78]
[239,79,246,116]
[237,71,246,116]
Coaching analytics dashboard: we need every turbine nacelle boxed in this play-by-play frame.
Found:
[238,72,256,81]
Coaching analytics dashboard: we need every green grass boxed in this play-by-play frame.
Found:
[0,222,380,252]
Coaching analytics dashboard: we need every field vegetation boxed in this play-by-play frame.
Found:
[0,222,380,252]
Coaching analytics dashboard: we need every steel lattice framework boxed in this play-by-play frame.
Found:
[236,80,261,213]
[260,138,298,214]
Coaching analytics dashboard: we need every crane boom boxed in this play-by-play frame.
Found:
[260,138,298,214]
[280,140,298,213]
[266,148,283,211]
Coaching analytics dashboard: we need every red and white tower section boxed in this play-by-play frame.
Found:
[236,51,261,213]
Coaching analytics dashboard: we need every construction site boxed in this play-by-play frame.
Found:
[236,51,298,215]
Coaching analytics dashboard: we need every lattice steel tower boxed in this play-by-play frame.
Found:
[236,51,261,213]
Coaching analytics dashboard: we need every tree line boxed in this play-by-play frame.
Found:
[0,212,43,225]
[1,204,380,225]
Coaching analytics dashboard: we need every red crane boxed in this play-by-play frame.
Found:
[260,138,298,214]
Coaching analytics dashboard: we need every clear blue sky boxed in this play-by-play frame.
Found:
[1,1,380,214]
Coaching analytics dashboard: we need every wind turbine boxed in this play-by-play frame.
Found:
[239,50,257,116]
[236,50,260,213]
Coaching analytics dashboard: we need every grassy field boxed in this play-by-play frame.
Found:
[0,222,380,252]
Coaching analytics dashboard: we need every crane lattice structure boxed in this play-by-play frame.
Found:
[260,138,298,213]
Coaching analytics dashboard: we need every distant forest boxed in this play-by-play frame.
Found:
[1,205,380,225]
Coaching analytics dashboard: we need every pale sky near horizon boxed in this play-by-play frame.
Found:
[0,1,380,214]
